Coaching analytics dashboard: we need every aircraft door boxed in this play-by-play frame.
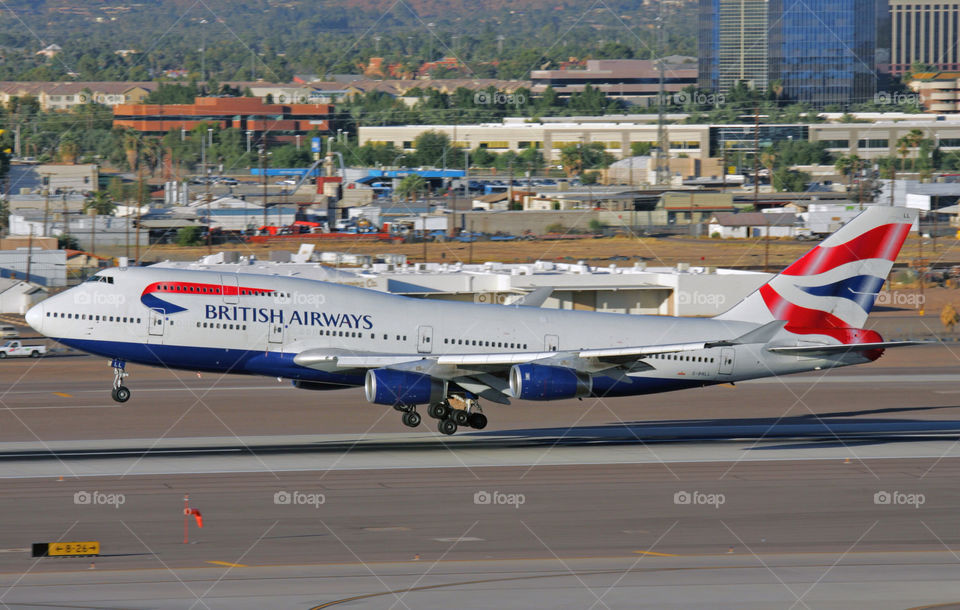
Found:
[148,308,165,340]
[718,347,735,375]
[545,334,559,351]
[417,326,433,354]
[221,274,239,304]
[268,321,284,347]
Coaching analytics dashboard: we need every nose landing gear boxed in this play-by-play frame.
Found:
[110,359,131,403]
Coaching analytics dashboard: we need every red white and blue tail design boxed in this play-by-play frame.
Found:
[717,206,917,336]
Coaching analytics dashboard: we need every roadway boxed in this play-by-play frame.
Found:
[1,344,960,607]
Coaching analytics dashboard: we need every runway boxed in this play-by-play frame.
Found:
[3,344,960,607]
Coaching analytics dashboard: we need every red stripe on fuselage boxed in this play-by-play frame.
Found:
[141,281,275,298]
[782,223,911,277]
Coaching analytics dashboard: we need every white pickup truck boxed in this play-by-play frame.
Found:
[0,340,46,358]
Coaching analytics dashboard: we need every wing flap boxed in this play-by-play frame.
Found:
[767,341,922,356]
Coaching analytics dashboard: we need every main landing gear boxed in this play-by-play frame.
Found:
[393,395,488,436]
[110,359,131,403]
[428,395,487,436]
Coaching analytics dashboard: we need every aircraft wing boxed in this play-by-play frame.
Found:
[292,321,791,403]
[293,340,724,404]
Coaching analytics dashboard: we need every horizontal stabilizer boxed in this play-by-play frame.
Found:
[767,341,923,356]
[505,286,553,307]
[706,320,787,348]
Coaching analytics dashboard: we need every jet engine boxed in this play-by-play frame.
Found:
[364,369,446,406]
[509,364,592,401]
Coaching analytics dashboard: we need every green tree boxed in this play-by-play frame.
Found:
[83,191,116,216]
[0,197,8,234]
[396,173,427,200]
[772,168,811,192]
[143,83,199,104]
[412,130,452,167]
[269,144,312,168]
[834,154,861,187]
[176,226,202,246]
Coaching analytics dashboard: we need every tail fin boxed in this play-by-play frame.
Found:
[716,206,917,333]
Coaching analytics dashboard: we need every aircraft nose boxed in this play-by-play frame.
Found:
[25,302,44,334]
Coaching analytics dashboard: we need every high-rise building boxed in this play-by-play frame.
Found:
[889,0,960,75]
[699,0,878,106]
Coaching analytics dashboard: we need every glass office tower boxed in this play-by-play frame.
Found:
[699,0,878,106]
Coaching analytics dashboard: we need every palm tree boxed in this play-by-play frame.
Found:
[141,136,163,177]
[834,154,860,187]
[123,130,140,172]
[900,129,925,171]
[58,138,79,164]
[396,174,427,201]
[0,197,9,236]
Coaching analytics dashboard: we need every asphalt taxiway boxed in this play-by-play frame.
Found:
[3,343,960,607]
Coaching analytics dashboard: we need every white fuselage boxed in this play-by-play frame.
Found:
[29,266,868,397]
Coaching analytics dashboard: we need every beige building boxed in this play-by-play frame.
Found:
[360,116,960,172]
[909,72,960,112]
[889,1,960,75]
[0,82,156,111]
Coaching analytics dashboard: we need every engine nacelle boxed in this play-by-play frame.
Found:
[509,364,592,401]
[364,369,446,406]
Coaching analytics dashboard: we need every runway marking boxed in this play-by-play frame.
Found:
[433,537,484,542]
[52,392,72,398]
[634,550,679,557]
[206,560,248,568]
[3,386,295,396]
[0,404,124,410]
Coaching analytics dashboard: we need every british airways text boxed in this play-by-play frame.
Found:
[205,305,373,329]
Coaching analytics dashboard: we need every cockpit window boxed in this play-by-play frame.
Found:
[84,275,114,284]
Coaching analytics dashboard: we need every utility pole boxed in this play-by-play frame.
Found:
[655,3,669,186]
[136,151,144,263]
[25,226,32,283]
[42,185,49,238]
[752,105,768,271]
[260,146,268,229]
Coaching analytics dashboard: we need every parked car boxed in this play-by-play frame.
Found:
[0,325,19,338]
[0,340,45,358]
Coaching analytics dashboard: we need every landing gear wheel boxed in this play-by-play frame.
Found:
[428,403,449,420]
[453,409,470,426]
[401,411,421,428]
[111,386,131,403]
[468,413,488,430]
[438,418,457,436]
